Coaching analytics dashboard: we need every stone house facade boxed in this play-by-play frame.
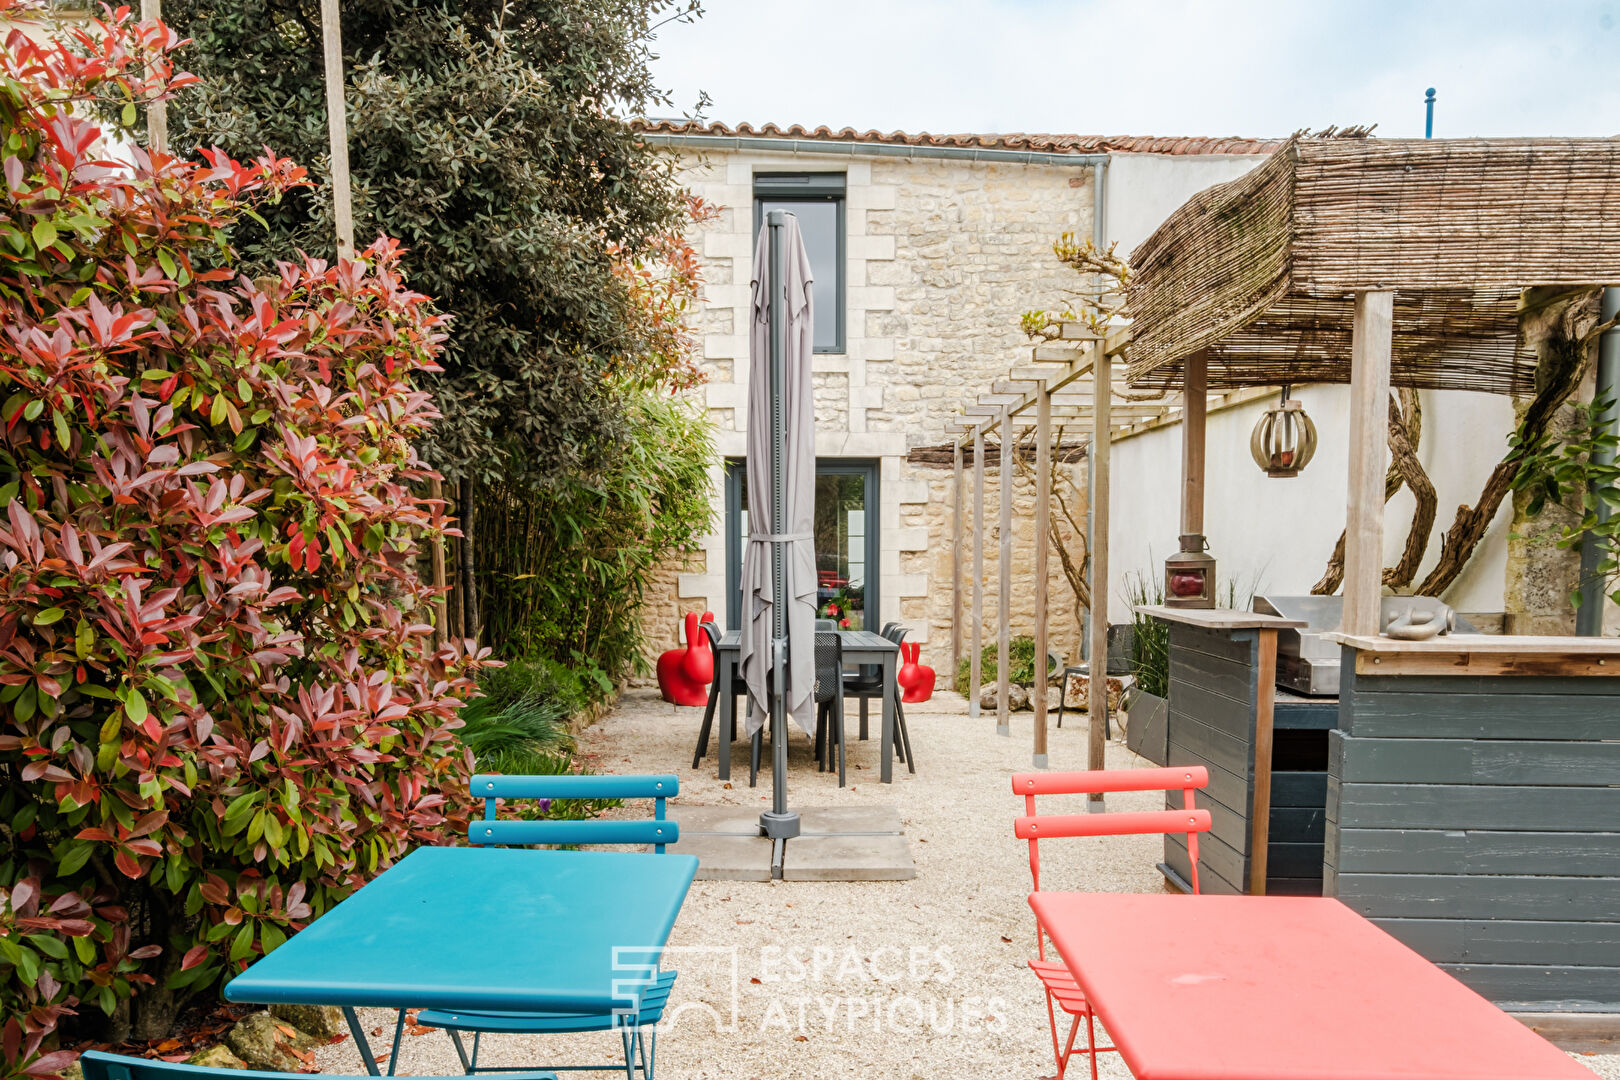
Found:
[635,122,1279,680]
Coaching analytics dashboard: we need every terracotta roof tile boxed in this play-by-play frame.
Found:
[631,120,1286,157]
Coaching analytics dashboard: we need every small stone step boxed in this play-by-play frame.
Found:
[672,833,773,881]
[783,834,916,881]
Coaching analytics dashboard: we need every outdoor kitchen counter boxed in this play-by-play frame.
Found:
[1137,606,1328,898]
[1134,605,1305,630]
[1324,633,1620,1012]
[1325,632,1620,676]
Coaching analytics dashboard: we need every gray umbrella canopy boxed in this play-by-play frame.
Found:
[739,214,817,736]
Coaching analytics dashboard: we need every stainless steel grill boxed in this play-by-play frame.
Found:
[1251,595,1479,696]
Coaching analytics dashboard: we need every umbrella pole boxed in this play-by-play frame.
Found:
[761,210,800,870]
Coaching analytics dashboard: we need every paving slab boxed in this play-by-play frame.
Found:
[796,805,904,836]
[782,834,916,881]
[673,806,766,835]
[670,833,773,881]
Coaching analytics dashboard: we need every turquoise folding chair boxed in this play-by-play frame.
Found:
[77,1051,557,1080]
[414,774,681,1080]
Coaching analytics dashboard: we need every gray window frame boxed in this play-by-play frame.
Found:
[724,457,879,629]
[752,172,846,354]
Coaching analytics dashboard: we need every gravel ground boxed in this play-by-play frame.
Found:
[315,688,1619,1080]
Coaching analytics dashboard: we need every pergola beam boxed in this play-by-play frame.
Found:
[970,422,986,720]
[1344,291,1395,636]
[952,441,963,679]
[1033,381,1051,767]
[1088,347,1112,787]
[997,404,1013,737]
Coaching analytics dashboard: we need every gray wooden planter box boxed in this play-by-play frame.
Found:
[1325,646,1620,1012]
[1125,688,1169,765]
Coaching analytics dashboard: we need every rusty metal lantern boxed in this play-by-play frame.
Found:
[1250,386,1318,478]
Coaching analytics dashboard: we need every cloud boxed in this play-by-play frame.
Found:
[647,0,1620,139]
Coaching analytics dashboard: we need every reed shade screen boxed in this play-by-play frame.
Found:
[1126,136,1620,393]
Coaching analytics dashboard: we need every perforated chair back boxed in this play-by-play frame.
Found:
[1011,766,1210,895]
[813,631,843,703]
[469,773,679,853]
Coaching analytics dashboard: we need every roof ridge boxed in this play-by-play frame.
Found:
[629,119,1288,156]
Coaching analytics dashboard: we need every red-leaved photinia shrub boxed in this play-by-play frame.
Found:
[0,4,490,1071]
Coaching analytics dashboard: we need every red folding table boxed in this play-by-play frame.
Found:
[1027,893,1594,1080]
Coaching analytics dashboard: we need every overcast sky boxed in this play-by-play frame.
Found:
[646,0,1620,140]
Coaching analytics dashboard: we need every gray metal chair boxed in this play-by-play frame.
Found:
[692,619,747,768]
[812,630,847,786]
[843,623,914,772]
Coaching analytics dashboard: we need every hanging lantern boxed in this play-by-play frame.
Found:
[1250,386,1318,478]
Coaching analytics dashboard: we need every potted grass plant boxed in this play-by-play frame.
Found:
[1123,571,1171,764]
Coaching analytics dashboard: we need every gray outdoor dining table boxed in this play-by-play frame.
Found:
[712,628,901,783]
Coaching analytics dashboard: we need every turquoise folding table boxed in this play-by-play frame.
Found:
[225,846,699,1075]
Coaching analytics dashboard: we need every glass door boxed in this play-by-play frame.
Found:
[725,459,879,631]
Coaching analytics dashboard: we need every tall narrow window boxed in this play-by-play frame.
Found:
[754,173,845,353]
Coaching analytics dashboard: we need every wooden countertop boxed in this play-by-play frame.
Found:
[1135,605,1306,630]
[1326,633,1620,677]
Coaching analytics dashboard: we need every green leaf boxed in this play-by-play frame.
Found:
[121,101,137,127]
[229,921,255,961]
[28,933,69,960]
[33,606,66,626]
[124,688,148,725]
[157,249,177,279]
[31,218,57,250]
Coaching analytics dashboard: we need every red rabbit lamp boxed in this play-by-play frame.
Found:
[657,611,711,706]
[899,642,935,703]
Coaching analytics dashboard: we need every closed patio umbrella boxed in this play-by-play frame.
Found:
[740,210,816,852]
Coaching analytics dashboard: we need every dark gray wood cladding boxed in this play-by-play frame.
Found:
[1325,645,1620,1011]
[1157,620,1336,896]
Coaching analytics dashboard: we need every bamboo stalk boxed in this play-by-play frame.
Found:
[429,476,447,650]
[319,0,355,258]
[141,0,167,155]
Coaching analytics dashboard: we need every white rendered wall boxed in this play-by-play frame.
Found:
[1106,385,1516,616]
[1105,153,1271,255]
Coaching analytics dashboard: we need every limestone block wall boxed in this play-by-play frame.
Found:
[641,145,1097,679]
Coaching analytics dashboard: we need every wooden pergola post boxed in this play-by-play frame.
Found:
[1033,384,1052,767]
[1182,350,1208,539]
[952,441,964,677]
[1343,291,1395,636]
[1088,347,1111,789]
[141,0,167,155]
[971,424,986,718]
[997,405,1013,737]
[320,0,355,258]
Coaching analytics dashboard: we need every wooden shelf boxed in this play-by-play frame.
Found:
[1135,605,1306,631]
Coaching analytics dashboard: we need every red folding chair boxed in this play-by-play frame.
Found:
[1011,766,1211,1080]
